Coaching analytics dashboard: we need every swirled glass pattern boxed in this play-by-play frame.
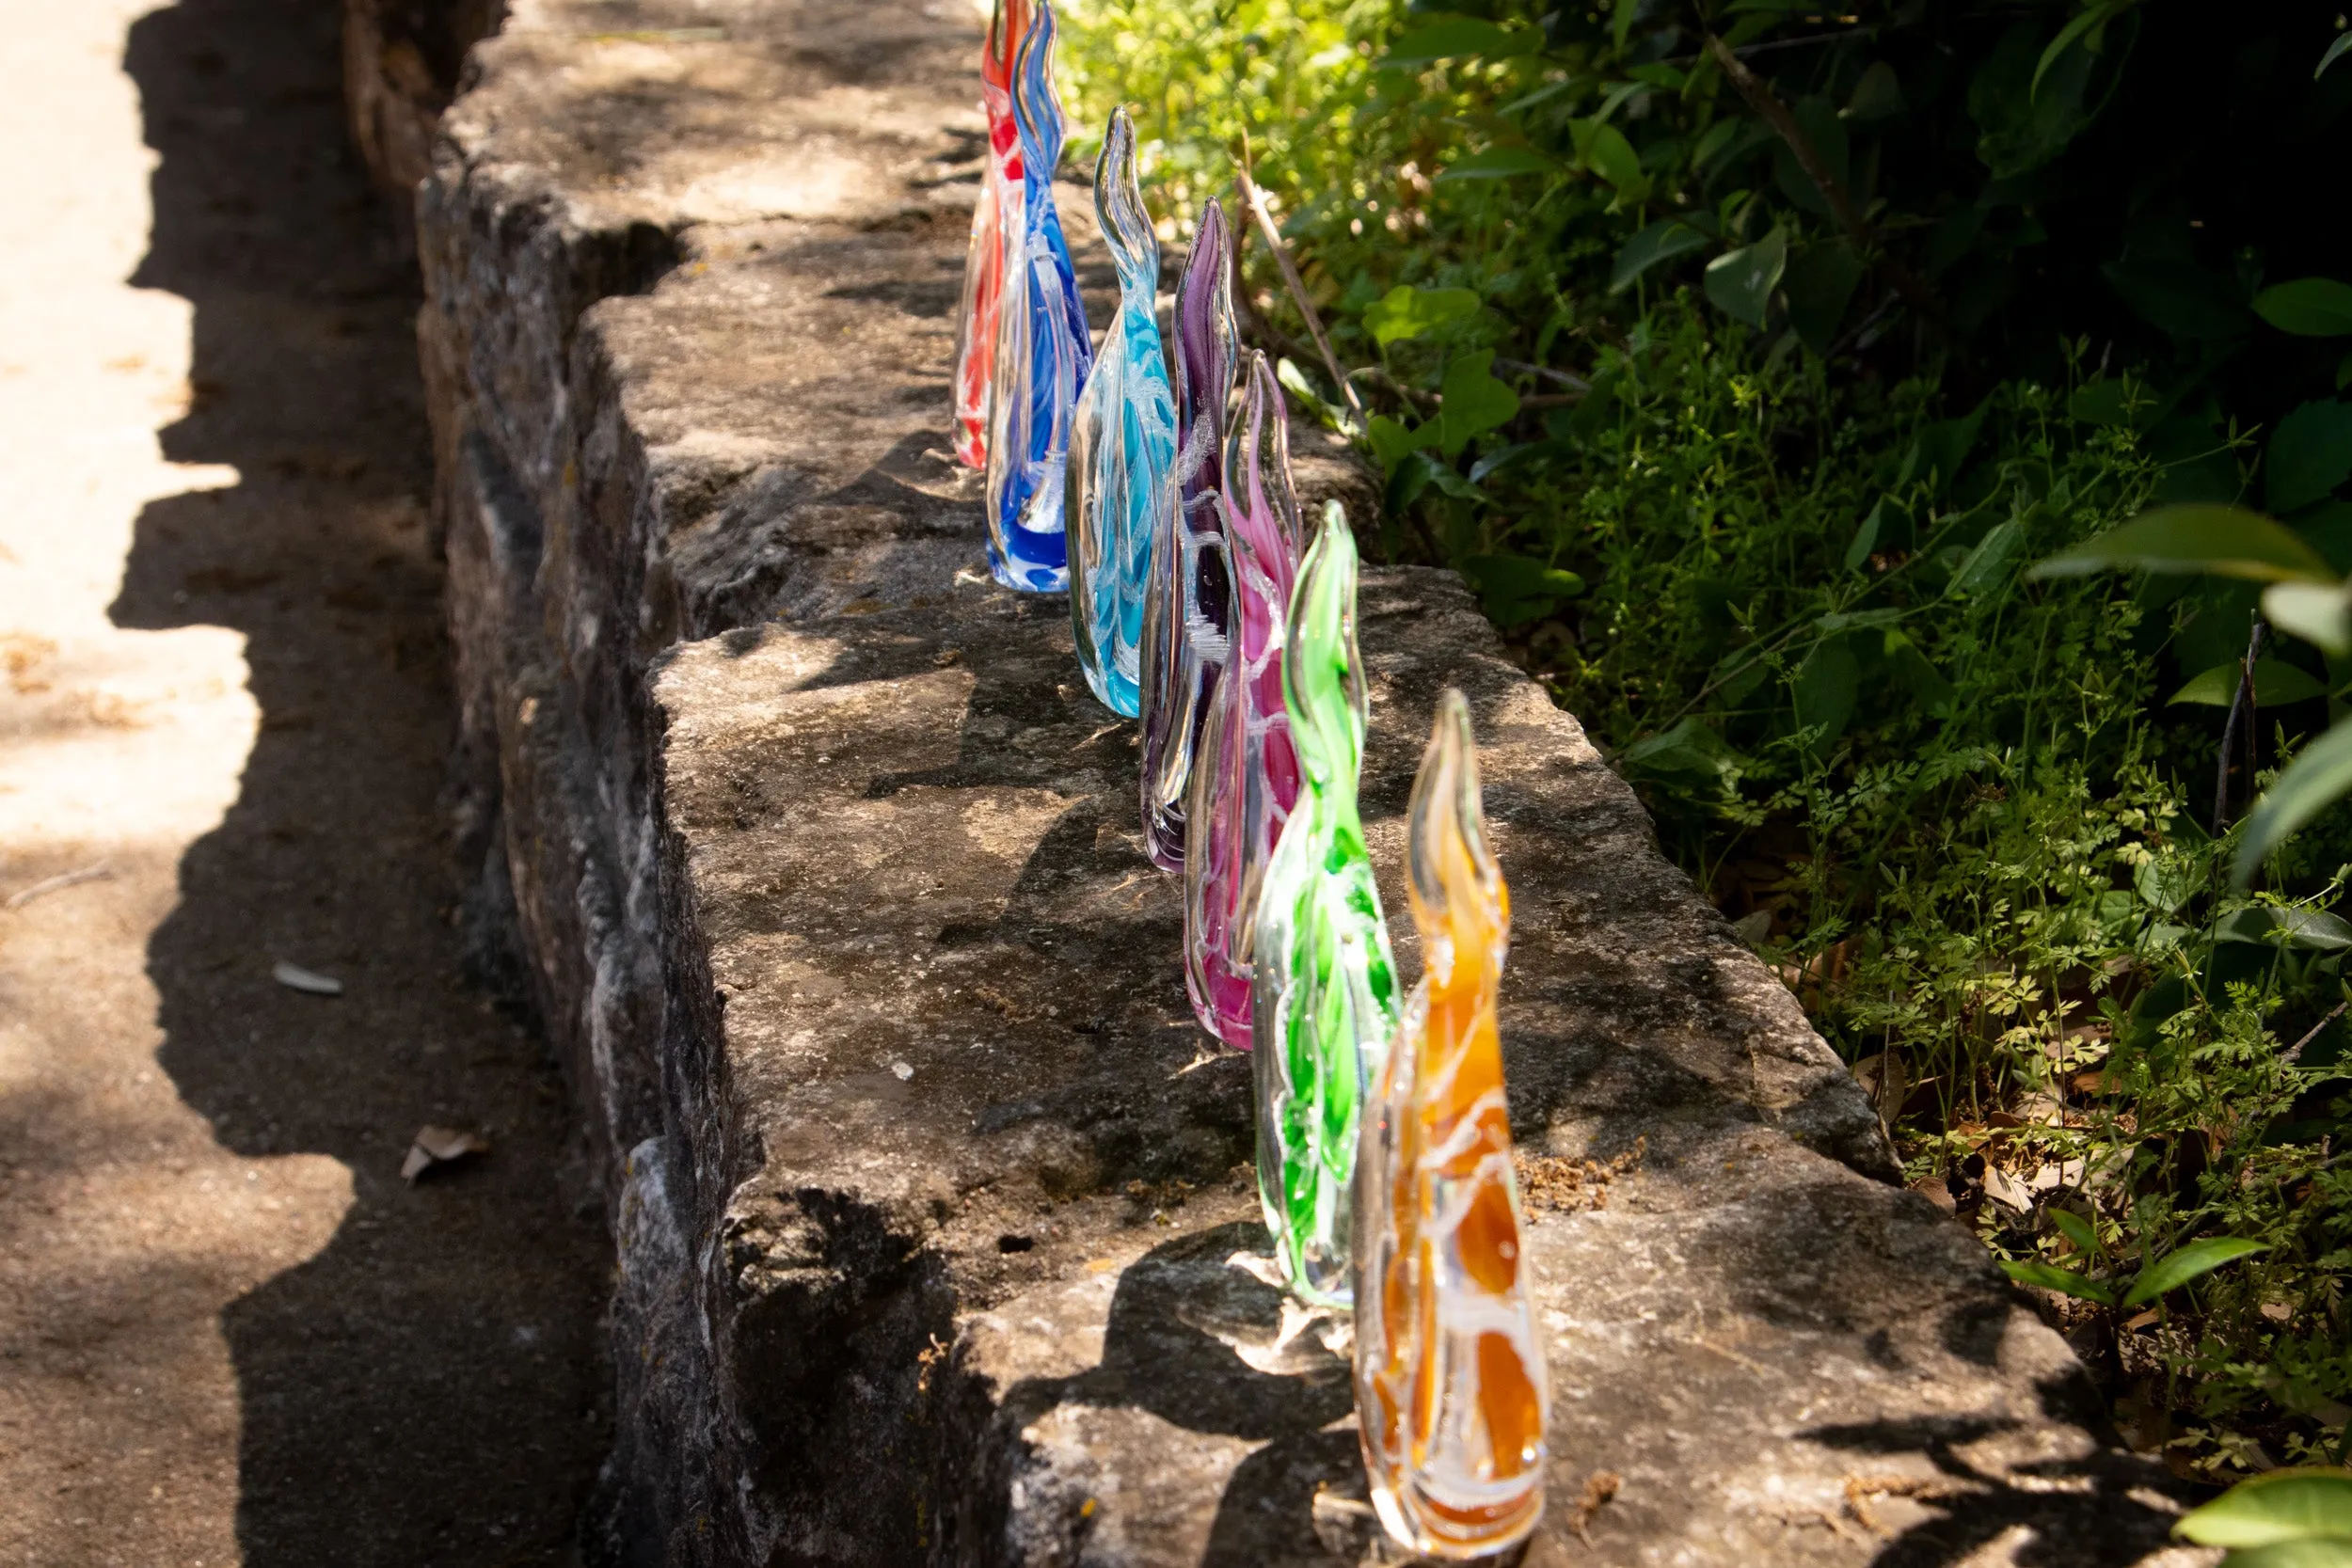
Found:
[1249,500,1396,1307]
[1064,107,1174,717]
[1354,689,1548,1560]
[947,0,1026,469]
[1137,199,1239,868]
[1183,352,1302,1047]
[980,0,1089,592]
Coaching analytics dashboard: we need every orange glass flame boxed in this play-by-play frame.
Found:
[1353,689,1547,1559]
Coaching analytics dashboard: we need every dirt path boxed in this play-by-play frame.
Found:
[0,2,609,1563]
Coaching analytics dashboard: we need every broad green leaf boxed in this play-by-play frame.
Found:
[1884,629,1955,712]
[2049,1207,2097,1254]
[1611,220,1712,293]
[1785,239,1865,356]
[1274,358,1357,437]
[2136,853,2200,913]
[1907,400,1990,494]
[2268,400,2352,515]
[1436,350,1519,456]
[1581,122,1644,192]
[1364,285,1482,349]
[1460,554,1584,627]
[1970,18,2106,178]
[2217,904,2352,951]
[1384,450,1435,516]
[1618,717,1745,796]
[1793,635,1860,749]
[1947,518,2023,598]
[2265,581,2352,656]
[1771,97,1848,218]
[1705,228,1788,329]
[1844,499,1885,572]
[1610,0,1639,49]
[1365,413,1422,467]
[2104,259,2256,341]
[2278,907,2352,951]
[2255,279,2352,338]
[2321,32,2352,79]
[1380,16,1529,65]
[2028,506,2336,583]
[2000,1259,2118,1307]
[2032,1,2127,102]
[2177,1468,2352,1548]
[2219,1539,2352,1568]
[1438,146,1557,182]
[1846,60,1906,121]
[2168,658,2328,707]
[2121,1236,2268,1308]
[2237,718,2352,882]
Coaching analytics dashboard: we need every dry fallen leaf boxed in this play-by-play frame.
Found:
[272,960,342,996]
[1981,1164,2034,1212]
[402,1124,490,1182]
[2027,1158,2088,1194]
[1907,1175,1959,1215]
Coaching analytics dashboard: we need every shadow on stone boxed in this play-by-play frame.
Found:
[109,2,609,1562]
[1801,1408,2184,1568]
[1068,1222,1351,1436]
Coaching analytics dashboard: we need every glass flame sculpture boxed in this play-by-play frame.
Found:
[1354,689,1548,1560]
[1183,352,1303,1047]
[1064,107,1175,717]
[1137,198,1240,869]
[1250,500,1397,1307]
[981,0,1090,592]
[948,0,1028,469]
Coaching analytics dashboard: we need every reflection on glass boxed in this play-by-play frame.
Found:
[1355,690,1548,1560]
[981,0,1089,591]
[1184,352,1303,1047]
[1250,500,1395,1307]
[1137,198,1239,867]
[1065,107,1175,716]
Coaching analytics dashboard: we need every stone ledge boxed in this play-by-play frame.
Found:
[645,571,2187,1566]
[399,0,2202,1561]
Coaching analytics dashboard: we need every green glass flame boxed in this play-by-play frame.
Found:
[1249,500,1399,1307]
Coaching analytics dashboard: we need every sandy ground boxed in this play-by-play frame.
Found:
[0,2,609,1563]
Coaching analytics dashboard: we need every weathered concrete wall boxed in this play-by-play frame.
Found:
[390,0,2208,1562]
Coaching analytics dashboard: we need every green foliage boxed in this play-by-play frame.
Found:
[1057,0,2352,1477]
[2180,1467,2352,1568]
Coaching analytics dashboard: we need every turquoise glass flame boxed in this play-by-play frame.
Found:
[982,0,1090,593]
[1065,108,1175,717]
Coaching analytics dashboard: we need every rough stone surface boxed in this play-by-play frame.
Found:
[414,1,2207,1563]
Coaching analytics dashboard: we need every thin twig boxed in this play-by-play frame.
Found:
[1232,154,1366,428]
[1350,364,1438,411]
[2215,618,2265,832]
[1493,356,1592,394]
[1701,33,1950,347]
[5,861,113,910]
[2285,1000,2347,1065]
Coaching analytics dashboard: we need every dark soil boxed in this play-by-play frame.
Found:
[106,1,612,1560]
